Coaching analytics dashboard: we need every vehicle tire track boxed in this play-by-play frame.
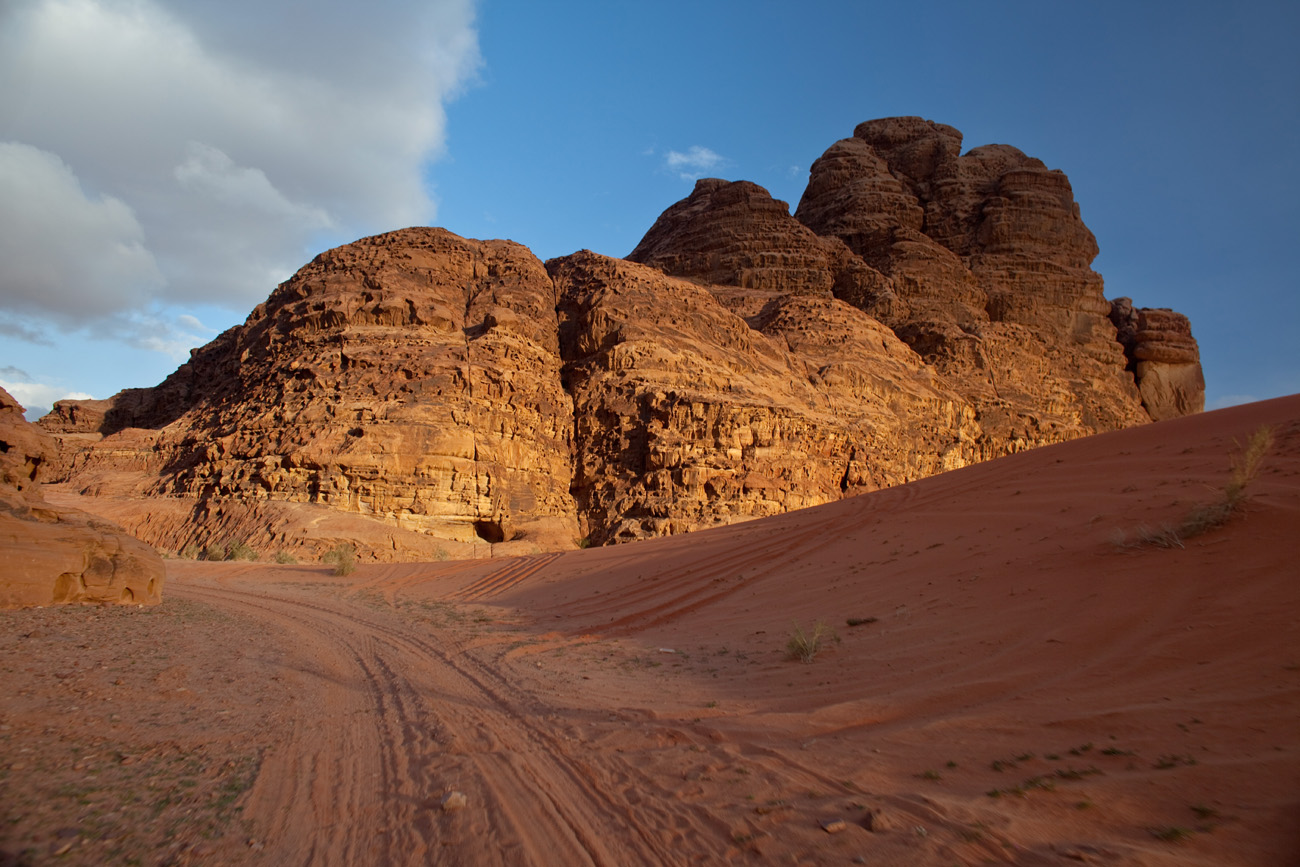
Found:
[172,577,728,865]
[451,552,565,601]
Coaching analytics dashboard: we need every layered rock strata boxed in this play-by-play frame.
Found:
[1109,298,1206,421]
[550,251,979,543]
[1,388,163,607]
[632,118,1188,449]
[51,229,580,556]
[39,118,1204,558]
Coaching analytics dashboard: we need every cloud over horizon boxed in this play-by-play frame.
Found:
[665,145,726,180]
[0,365,92,417]
[0,0,481,337]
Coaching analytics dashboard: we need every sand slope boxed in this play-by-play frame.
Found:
[2,395,1296,865]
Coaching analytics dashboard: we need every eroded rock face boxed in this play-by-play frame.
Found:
[39,118,1204,556]
[1109,298,1206,420]
[551,251,979,543]
[49,229,581,556]
[1,388,163,608]
[633,117,1202,450]
[794,118,1166,441]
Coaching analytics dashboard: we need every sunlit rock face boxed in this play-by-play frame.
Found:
[1,387,163,608]
[38,118,1202,556]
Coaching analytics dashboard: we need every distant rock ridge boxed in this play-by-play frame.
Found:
[38,117,1203,559]
[1,387,163,607]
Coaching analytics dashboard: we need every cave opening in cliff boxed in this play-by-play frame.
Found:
[474,519,505,544]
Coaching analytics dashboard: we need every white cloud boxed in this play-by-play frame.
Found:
[665,145,726,180]
[0,374,93,419]
[176,314,215,334]
[0,142,163,323]
[0,0,481,326]
[116,311,219,361]
[0,367,34,383]
[174,142,334,229]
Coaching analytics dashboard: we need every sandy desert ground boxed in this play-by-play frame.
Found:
[2,395,1298,866]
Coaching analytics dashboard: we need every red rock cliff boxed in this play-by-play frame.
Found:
[39,118,1204,558]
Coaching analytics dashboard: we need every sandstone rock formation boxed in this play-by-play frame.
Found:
[1109,298,1206,421]
[38,118,1204,558]
[550,251,979,543]
[1,387,163,607]
[48,229,580,558]
[631,117,1192,449]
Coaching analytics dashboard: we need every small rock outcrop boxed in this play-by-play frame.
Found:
[1109,298,1206,421]
[0,388,163,607]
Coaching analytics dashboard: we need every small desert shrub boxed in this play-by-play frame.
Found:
[1227,425,1274,501]
[1118,424,1274,549]
[433,547,450,562]
[202,542,227,561]
[1134,523,1185,549]
[179,544,201,560]
[224,540,258,562]
[323,543,357,576]
[273,550,298,565]
[1149,825,1195,843]
[786,620,838,663]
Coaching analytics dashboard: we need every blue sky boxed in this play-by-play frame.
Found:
[2,0,1297,417]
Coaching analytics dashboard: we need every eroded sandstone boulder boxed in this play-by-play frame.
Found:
[1,388,163,608]
[793,118,1160,441]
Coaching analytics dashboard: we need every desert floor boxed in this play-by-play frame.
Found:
[3,395,1298,866]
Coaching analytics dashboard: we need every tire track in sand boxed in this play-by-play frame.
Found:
[449,552,565,602]
[174,576,726,865]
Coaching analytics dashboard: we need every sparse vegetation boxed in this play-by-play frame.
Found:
[1153,753,1197,770]
[1226,424,1274,504]
[273,550,297,564]
[322,543,357,576]
[1150,825,1195,843]
[1116,425,1274,549]
[785,620,838,663]
[224,540,258,562]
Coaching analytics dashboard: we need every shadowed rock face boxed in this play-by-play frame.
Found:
[1,388,163,608]
[38,118,1203,558]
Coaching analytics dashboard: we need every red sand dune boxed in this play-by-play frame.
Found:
[3,395,1297,865]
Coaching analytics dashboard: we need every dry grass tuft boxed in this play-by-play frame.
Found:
[323,543,357,576]
[786,620,838,663]
[1118,425,1274,549]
